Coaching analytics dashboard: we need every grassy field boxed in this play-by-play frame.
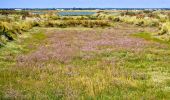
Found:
[0,10,170,99]
[0,25,170,99]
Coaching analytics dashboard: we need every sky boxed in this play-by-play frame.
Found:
[0,0,170,8]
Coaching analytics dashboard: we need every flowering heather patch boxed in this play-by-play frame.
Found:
[1,24,169,99]
[16,25,160,69]
[17,27,150,67]
[81,28,150,52]
[17,31,81,66]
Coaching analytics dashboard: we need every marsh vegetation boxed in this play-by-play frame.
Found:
[0,10,170,99]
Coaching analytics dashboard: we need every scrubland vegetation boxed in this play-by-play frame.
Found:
[0,10,170,99]
[1,10,170,44]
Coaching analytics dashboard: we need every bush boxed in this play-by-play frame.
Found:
[119,16,160,27]
[67,20,111,28]
[44,21,56,27]
[135,21,144,26]
[0,13,114,46]
[0,16,13,22]
[43,21,67,28]
[11,22,22,34]
[119,16,136,24]
[74,16,89,20]
[146,19,160,27]
[156,21,170,41]
[125,11,137,16]
[42,20,111,28]
[157,14,168,23]
[113,17,120,22]
[0,22,16,42]
[0,20,35,45]
[87,16,98,20]
[20,21,33,31]
[158,22,170,35]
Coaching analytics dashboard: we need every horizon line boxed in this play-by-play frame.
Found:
[0,7,170,9]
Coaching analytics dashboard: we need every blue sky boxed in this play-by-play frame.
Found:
[0,0,170,8]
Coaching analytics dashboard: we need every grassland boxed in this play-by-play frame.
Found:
[0,10,170,99]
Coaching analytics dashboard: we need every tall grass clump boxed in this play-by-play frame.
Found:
[0,22,17,43]
[43,20,112,28]
[20,21,34,31]
[157,14,168,23]
[119,16,160,27]
[119,16,144,25]
[0,20,36,46]
[157,22,170,41]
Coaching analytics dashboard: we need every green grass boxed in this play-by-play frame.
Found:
[1,10,170,100]
[132,32,163,43]
[132,32,170,45]
[0,28,170,99]
[0,28,47,98]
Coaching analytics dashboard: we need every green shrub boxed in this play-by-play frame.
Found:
[119,16,136,24]
[113,17,120,22]
[11,22,22,34]
[148,20,160,27]
[143,18,160,27]
[0,13,114,46]
[125,11,137,16]
[135,21,144,26]
[88,16,98,20]
[0,22,15,41]
[20,21,33,31]
[157,14,168,23]
[158,22,170,35]
[60,16,74,20]
[44,21,67,28]
[119,16,160,27]
[74,16,89,20]
[0,20,35,45]
[50,15,60,20]
[0,16,13,22]
[44,20,56,27]
[42,20,111,28]
[55,22,67,28]
[31,21,42,27]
